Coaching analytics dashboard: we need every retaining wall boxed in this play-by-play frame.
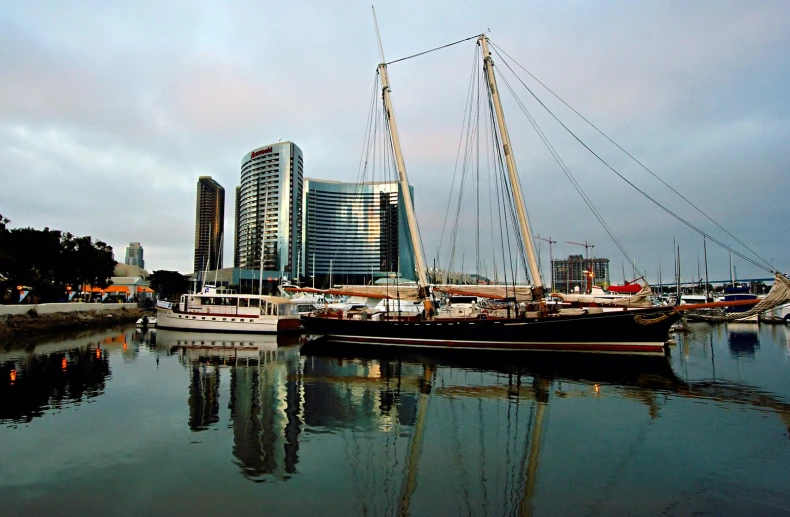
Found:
[0,303,138,316]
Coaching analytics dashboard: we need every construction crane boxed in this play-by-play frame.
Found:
[535,236,556,292]
[565,240,595,293]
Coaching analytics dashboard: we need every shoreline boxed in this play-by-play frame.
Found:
[0,307,148,344]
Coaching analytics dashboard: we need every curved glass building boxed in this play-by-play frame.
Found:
[302,179,416,284]
[234,142,304,278]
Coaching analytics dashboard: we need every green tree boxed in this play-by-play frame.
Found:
[0,215,116,303]
[148,270,191,299]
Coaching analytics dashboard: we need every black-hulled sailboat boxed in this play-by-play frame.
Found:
[301,34,789,354]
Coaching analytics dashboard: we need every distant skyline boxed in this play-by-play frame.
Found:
[1,1,788,283]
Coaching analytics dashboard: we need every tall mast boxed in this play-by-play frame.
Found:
[373,12,430,295]
[479,35,544,290]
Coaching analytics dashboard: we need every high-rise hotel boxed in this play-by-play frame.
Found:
[194,176,225,273]
[302,179,416,283]
[234,142,304,279]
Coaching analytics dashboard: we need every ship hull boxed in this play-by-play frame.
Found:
[157,308,301,334]
[301,307,681,355]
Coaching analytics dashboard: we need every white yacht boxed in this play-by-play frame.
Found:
[156,285,301,333]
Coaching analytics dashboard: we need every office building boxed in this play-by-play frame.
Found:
[124,242,144,269]
[551,254,610,293]
[194,176,225,274]
[302,178,416,285]
[235,142,304,279]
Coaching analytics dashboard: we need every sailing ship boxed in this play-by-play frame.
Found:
[301,34,690,355]
[302,31,790,354]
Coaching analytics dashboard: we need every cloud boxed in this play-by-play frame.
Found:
[0,0,788,280]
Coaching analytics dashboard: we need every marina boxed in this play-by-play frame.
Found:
[1,3,788,515]
[2,322,790,515]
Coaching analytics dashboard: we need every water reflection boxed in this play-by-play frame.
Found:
[297,341,693,515]
[727,322,760,358]
[155,329,304,481]
[3,325,790,515]
[0,337,113,423]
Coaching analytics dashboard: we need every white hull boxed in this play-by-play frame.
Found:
[156,307,297,333]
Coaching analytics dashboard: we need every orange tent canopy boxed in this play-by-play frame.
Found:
[103,285,129,293]
[136,286,154,293]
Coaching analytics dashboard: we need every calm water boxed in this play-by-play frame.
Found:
[2,323,790,516]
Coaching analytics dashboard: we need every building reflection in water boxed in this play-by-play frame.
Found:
[158,330,304,481]
[189,364,220,431]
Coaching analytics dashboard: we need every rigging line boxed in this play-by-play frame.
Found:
[449,80,478,279]
[485,72,530,288]
[497,71,645,279]
[485,99,500,285]
[476,66,481,280]
[329,72,382,274]
[490,40,774,272]
[492,47,774,274]
[487,87,518,291]
[439,45,481,278]
[384,33,482,66]
[356,73,382,184]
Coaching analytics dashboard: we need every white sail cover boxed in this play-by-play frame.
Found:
[285,285,422,302]
[688,272,790,322]
[433,285,535,302]
[552,284,654,308]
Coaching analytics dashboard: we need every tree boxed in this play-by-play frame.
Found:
[148,270,191,299]
[0,215,116,303]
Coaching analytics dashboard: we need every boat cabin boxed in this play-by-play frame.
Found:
[176,286,298,318]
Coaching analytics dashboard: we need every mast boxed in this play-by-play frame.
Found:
[478,35,544,291]
[374,11,432,312]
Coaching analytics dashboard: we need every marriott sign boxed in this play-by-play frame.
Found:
[251,147,273,159]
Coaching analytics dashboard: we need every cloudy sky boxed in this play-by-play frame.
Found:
[1,0,788,284]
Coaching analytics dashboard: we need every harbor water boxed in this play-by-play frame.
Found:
[2,323,790,515]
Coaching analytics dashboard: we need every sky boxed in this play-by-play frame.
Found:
[1,0,788,285]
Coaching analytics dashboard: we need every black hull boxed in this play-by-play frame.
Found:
[301,307,681,355]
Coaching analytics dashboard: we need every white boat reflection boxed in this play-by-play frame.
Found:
[155,329,302,366]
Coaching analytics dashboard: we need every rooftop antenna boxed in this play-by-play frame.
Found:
[372,5,386,63]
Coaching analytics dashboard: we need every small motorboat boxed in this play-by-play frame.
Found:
[136,315,157,328]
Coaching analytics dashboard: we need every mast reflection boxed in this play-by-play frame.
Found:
[299,338,790,515]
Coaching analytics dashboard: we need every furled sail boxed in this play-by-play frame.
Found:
[433,285,535,302]
[284,285,422,302]
[552,284,655,308]
[685,272,790,322]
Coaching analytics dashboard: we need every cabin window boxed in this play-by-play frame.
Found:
[280,304,298,316]
[250,298,260,307]
[239,298,250,308]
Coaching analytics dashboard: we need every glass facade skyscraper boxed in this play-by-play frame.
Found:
[124,242,144,269]
[302,179,416,283]
[194,176,225,274]
[235,142,304,278]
